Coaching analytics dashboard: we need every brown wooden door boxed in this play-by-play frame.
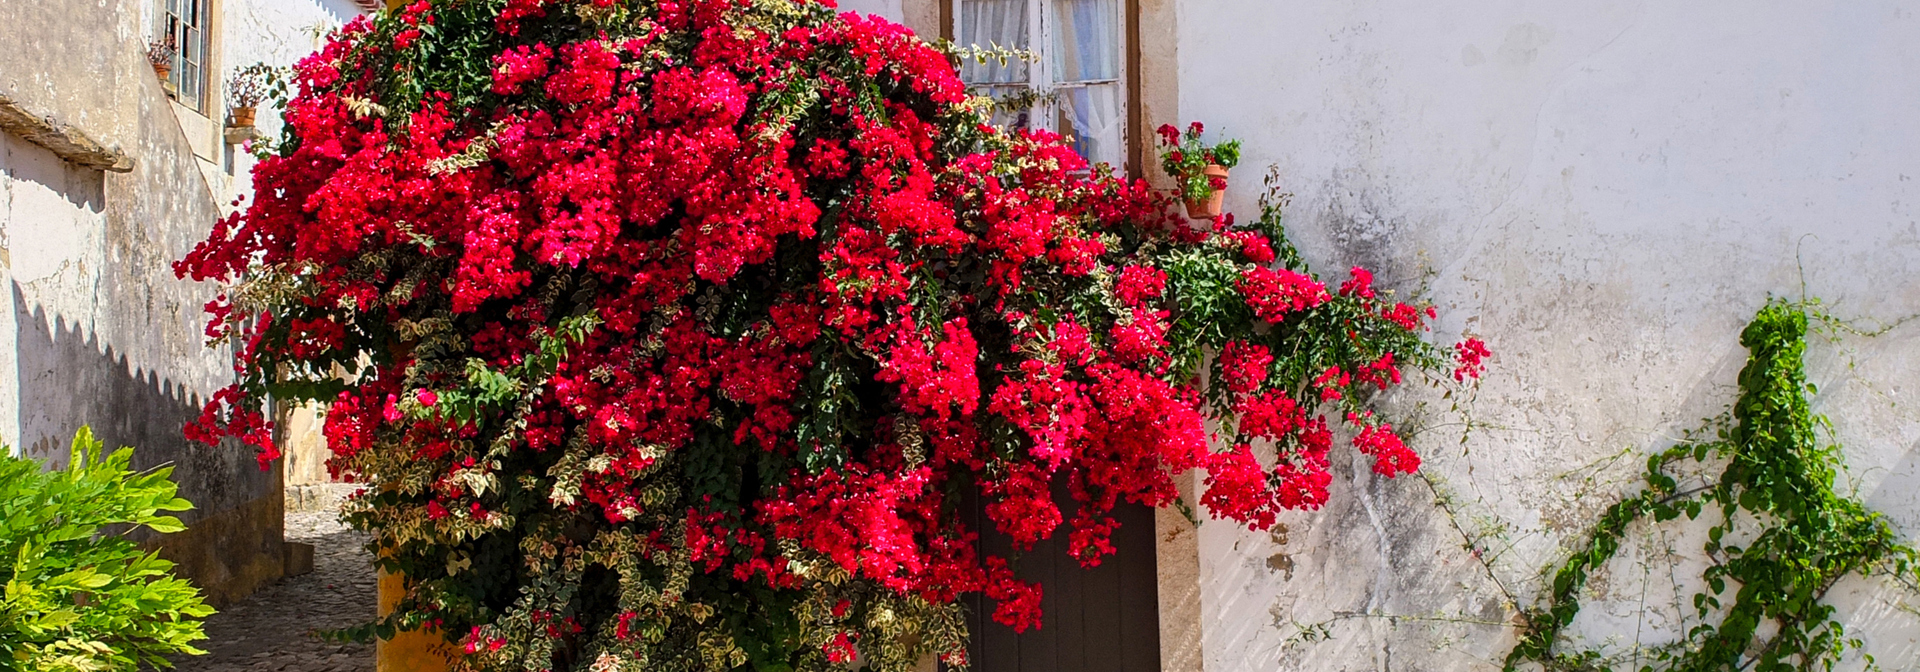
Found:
[959,492,1161,672]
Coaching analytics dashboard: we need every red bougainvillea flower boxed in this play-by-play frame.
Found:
[172,1,1484,670]
[1454,337,1492,381]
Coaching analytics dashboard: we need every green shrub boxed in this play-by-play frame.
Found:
[0,427,213,671]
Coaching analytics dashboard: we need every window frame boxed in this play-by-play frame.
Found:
[951,0,1129,173]
[159,0,214,112]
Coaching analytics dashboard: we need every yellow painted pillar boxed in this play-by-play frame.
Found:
[377,566,455,671]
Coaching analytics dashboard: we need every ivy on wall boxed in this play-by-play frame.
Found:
[1506,301,1919,672]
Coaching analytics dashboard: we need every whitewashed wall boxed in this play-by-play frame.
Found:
[837,0,939,43]
[1175,1,1920,670]
[0,134,111,459]
[217,0,363,197]
[837,0,906,23]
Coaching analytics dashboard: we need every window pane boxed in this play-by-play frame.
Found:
[185,22,203,104]
[160,0,210,111]
[976,85,1037,131]
[958,0,1029,85]
[1050,0,1119,83]
[167,15,186,98]
[1058,83,1122,169]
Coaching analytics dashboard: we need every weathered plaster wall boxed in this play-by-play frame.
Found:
[838,0,906,23]
[0,0,142,153]
[1173,1,1920,670]
[0,0,358,606]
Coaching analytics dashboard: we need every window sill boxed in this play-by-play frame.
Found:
[168,99,220,163]
[224,125,266,146]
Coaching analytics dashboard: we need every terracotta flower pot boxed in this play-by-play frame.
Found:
[230,106,256,128]
[1183,164,1229,220]
[152,62,172,80]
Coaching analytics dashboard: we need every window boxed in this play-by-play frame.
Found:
[160,0,213,111]
[955,0,1126,171]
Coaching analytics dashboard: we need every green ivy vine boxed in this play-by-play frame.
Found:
[1506,301,1919,672]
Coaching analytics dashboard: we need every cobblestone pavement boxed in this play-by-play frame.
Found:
[172,509,376,672]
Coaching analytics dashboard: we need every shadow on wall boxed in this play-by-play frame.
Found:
[0,132,106,224]
[12,281,286,605]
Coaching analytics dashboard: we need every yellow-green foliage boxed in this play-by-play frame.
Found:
[0,428,214,671]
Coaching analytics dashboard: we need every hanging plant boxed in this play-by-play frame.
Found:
[174,1,1484,670]
[1155,121,1241,219]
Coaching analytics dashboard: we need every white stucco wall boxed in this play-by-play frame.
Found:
[1175,1,1920,670]
[219,0,361,199]
[0,134,110,459]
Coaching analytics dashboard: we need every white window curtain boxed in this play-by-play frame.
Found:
[1059,85,1122,168]
[958,0,1125,170]
[1052,0,1121,168]
[959,0,1029,85]
[1049,0,1118,82]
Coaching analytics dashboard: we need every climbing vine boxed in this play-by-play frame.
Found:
[1506,301,1919,672]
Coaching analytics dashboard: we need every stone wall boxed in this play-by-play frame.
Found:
[0,0,358,607]
[1172,1,1920,670]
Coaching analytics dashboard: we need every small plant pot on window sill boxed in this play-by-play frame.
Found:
[229,106,257,128]
[152,62,172,81]
[1183,164,1229,220]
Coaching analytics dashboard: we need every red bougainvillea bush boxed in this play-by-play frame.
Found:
[176,0,1486,670]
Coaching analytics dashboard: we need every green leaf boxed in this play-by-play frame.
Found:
[144,517,187,534]
[35,609,80,629]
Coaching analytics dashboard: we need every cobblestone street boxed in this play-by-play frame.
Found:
[173,505,376,672]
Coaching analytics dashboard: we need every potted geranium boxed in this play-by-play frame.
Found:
[1156,121,1241,219]
[226,64,272,128]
